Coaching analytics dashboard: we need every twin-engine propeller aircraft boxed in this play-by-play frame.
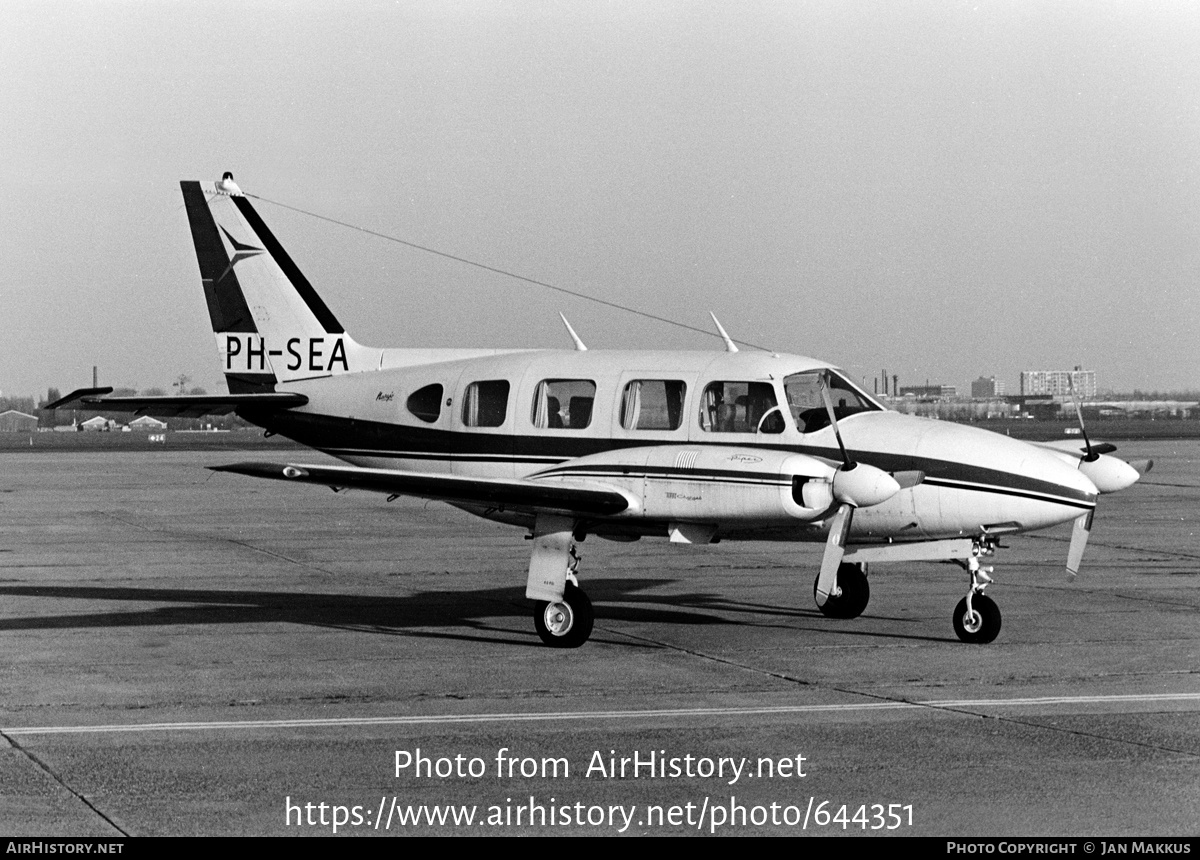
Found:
[50,174,1151,647]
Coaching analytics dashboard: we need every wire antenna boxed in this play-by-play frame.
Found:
[247,192,771,351]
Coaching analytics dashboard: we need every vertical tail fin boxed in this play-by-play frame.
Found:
[181,174,375,390]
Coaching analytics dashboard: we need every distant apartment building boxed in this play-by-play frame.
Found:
[971,376,1006,398]
[1020,367,1096,398]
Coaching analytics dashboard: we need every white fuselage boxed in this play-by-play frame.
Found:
[255,347,1099,544]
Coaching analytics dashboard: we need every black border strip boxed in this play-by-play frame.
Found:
[231,194,345,334]
[180,181,257,333]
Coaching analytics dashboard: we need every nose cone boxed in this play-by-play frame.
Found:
[908,418,1099,533]
[823,412,1102,537]
[910,420,1095,490]
[1023,443,1102,508]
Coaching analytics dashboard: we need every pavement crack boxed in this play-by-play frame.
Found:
[99,511,340,575]
[1026,532,1200,561]
[601,626,815,686]
[597,628,1200,761]
[906,706,1200,759]
[0,730,130,836]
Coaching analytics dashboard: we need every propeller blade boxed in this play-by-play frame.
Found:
[1068,377,1098,462]
[1066,510,1094,580]
[819,373,852,469]
[815,504,854,606]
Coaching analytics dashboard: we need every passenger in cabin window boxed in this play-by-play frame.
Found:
[621,380,686,431]
[532,380,595,430]
[701,381,781,433]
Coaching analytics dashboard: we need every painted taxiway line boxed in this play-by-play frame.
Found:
[3,692,1197,737]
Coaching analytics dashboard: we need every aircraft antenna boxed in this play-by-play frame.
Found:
[245,192,772,351]
[709,313,739,353]
[559,314,587,351]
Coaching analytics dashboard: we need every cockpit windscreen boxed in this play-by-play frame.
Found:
[784,370,881,433]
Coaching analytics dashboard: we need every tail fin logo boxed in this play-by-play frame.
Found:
[218,226,264,283]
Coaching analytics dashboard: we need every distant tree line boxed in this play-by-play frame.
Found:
[0,395,38,415]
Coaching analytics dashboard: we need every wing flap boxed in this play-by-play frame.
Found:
[211,461,632,516]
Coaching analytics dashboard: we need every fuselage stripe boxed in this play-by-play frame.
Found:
[316,447,1094,510]
[921,477,1095,510]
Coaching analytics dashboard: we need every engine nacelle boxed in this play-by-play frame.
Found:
[532,445,840,524]
[831,463,902,508]
[1078,454,1140,494]
[1040,448,1140,494]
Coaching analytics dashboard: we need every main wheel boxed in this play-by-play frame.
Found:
[534,582,594,648]
[952,593,1002,644]
[813,563,870,619]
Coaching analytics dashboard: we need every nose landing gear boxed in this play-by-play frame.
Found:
[952,542,1002,644]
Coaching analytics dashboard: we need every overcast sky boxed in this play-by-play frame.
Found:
[3,0,1198,399]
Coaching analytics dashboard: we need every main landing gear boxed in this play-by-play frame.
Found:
[813,562,870,619]
[534,547,594,647]
[526,520,596,648]
[534,578,595,649]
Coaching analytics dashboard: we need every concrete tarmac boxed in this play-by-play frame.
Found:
[0,441,1196,836]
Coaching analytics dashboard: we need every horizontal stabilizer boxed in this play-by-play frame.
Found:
[44,389,308,418]
[44,387,115,409]
[211,461,632,516]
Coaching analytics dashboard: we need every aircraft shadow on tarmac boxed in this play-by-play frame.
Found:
[0,578,941,646]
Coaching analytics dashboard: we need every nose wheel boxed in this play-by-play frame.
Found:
[952,593,1001,643]
[952,548,1002,643]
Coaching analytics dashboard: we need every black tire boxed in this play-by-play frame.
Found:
[534,582,594,648]
[952,593,1002,644]
[813,563,870,619]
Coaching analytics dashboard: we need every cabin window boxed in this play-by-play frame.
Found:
[784,370,877,433]
[406,383,443,423]
[531,379,596,429]
[699,381,784,434]
[620,380,686,430]
[462,380,510,427]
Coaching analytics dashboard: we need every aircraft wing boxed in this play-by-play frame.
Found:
[1034,439,1118,456]
[211,461,633,517]
[44,387,309,418]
